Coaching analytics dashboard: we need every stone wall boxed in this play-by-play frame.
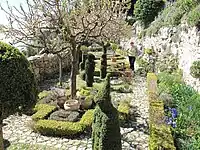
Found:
[28,53,71,82]
[124,23,200,92]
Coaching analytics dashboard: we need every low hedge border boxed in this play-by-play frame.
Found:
[147,73,176,150]
[32,104,57,121]
[31,105,94,137]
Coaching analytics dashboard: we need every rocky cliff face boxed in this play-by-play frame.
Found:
[124,22,200,92]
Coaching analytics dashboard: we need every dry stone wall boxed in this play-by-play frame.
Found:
[124,23,200,92]
[28,53,71,82]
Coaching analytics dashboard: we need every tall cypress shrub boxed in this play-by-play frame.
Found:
[100,54,107,79]
[92,73,122,150]
[85,53,95,87]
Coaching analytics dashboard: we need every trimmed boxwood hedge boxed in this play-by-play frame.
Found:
[34,120,85,136]
[0,41,37,118]
[147,73,176,150]
[32,104,57,121]
[32,104,94,136]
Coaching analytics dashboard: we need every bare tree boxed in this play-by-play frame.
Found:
[0,0,131,98]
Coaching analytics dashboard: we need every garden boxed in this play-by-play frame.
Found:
[0,0,200,150]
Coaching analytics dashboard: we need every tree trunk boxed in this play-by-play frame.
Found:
[57,54,63,86]
[103,45,107,54]
[0,105,4,150]
[76,46,81,74]
[70,45,77,99]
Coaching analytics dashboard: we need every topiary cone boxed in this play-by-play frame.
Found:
[92,73,122,150]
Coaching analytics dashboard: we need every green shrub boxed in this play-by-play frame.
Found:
[187,5,200,26]
[38,90,50,100]
[100,54,107,79]
[158,71,183,94]
[92,74,122,150]
[34,120,85,136]
[79,88,90,96]
[134,0,165,27]
[33,109,94,137]
[0,41,38,118]
[32,104,57,121]
[149,124,176,150]
[111,43,118,51]
[85,53,95,87]
[79,109,94,127]
[170,83,197,107]
[147,73,176,150]
[118,100,131,124]
[190,60,200,78]
[144,48,154,55]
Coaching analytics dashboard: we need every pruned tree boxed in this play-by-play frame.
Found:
[0,0,131,98]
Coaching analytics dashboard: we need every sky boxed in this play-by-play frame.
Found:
[0,0,27,25]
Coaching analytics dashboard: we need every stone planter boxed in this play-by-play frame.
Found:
[64,100,80,111]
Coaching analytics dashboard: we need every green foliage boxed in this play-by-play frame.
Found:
[34,120,85,136]
[33,109,94,137]
[38,90,50,100]
[92,74,122,150]
[170,84,197,107]
[111,43,118,51]
[136,58,154,74]
[100,54,107,79]
[190,60,200,78]
[80,45,89,51]
[85,53,95,87]
[79,109,94,127]
[0,41,38,118]
[79,88,90,96]
[157,52,179,73]
[158,71,200,149]
[144,48,153,55]
[149,124,176,150]
[32,104,57,121]
[134,0,165,27]
[144,1,200,36]
[157,71,183,94]
[147,73,176,150]
[118,100,131,124]
[187,5,200,26]
[118,100,130,115]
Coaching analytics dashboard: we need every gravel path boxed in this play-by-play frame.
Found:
[3,76,149,150]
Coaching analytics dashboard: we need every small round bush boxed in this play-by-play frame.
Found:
[0,42,38,118]
[190,60,200,78]
[134,0,165,27]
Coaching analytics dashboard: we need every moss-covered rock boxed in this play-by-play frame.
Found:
[92,74,122,150]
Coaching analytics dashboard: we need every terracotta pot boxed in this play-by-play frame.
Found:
[64,100,80,111]
[111,57,116,62]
